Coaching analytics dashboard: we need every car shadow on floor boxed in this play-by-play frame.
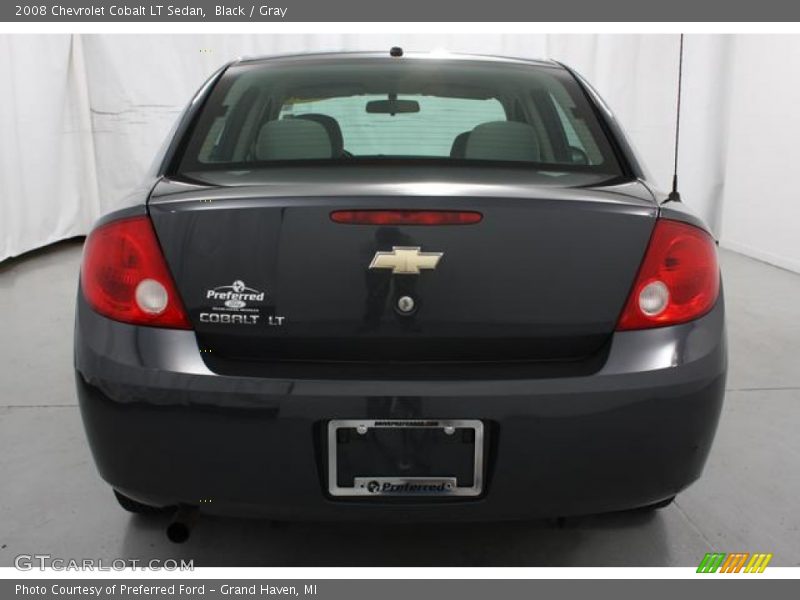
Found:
[119,508,671,567]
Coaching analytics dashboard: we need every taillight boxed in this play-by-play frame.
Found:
[81,216,191,329]
[616,218,720,330]
[330,210,482,225]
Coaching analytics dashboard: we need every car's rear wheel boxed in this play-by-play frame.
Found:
[113,490,174,515]
[639,496,676,511]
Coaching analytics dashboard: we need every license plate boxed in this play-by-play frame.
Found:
[327,419,484,497]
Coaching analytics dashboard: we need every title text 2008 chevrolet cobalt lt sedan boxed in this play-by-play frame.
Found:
[74,51,726,534]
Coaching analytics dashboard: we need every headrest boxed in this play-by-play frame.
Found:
[450,131,471,158]
[295,114,344,156]
[464,121,541,162]
[255,119,333,161]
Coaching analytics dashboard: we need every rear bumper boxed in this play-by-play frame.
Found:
[74,295,727,521]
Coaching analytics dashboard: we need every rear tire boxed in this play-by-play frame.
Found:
[638,496,676,511]
[113,490,174,515]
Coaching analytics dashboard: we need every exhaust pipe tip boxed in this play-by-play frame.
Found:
[167,505,198,544]
[166,522,191,544]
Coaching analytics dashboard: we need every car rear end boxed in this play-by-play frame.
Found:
[74,53,726,520]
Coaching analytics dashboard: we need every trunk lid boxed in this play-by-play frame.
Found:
[149,167,657,363]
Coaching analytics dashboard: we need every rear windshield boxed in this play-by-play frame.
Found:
[176,58,624,176]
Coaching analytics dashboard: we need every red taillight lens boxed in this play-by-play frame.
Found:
[81,216,191,329]
[330,210,483,225]
[616,219,720,331]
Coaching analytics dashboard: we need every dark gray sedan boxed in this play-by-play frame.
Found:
[74,51,725,538]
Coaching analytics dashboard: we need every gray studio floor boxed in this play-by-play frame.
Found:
[1,240,798,567]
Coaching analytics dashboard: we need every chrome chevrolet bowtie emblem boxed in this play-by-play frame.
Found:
[369,246,443,275]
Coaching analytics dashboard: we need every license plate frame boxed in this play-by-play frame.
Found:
[327,419,484,497]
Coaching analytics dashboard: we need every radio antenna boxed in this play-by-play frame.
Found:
[666,34,684,203]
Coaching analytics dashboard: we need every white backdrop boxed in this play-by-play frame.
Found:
[2,34,797,272]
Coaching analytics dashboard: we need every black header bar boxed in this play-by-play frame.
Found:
[4,0,800,22]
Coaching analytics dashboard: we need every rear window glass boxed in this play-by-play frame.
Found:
[277,95,506,157]
[179,58,622,175]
